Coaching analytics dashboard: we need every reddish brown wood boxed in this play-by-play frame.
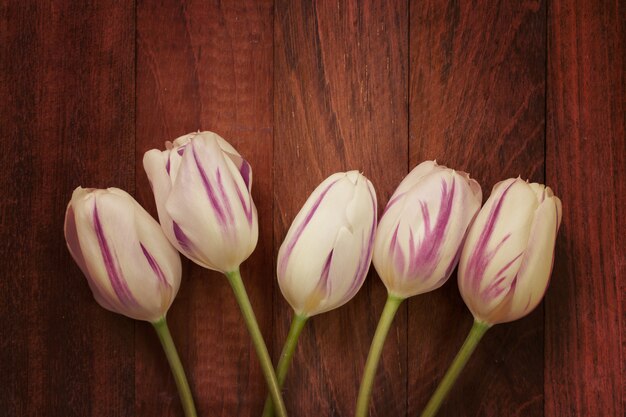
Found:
[0,1,136,416]
[408,1,546,416]
[1,1,624,416]
[273,1,408,416]
[135,0,274,416]
[545,0,625,415]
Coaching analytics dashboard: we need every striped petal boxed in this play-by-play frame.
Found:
[373,163,482,298]
[64,187,182,322]
[458,179,562,324]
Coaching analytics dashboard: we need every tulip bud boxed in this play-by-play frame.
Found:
[458,178,562,325]
[373,161,482,298]
[277,171,377,316]
[64,187,182,322]
[143,131,258,273]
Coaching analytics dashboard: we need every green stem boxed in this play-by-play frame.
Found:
[225,269,288,417]
[355,294,404,417]
[420,320,491,417]
[152,318,198,417]
[261,313,309,417]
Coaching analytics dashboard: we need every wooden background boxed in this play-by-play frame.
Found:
[1,0,623,416]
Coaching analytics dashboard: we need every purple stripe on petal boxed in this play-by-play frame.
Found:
[383,192,403,215]
[278,178,341,277]
[493,252,523,280]
[484,275,510,298]
[390,223,406,274]
[317,250,334,297]
[66,205,118,311]
[480,251,524,301]
[408,227,416,268]
[232,159,254,225]
[235,185,253,225]
[192,145,227,225]
[173,221,194,253]
[466,180,516,291]
[93,203,137,307]
[420,201,431,232]
[407,178,456,279]
[216,168,235,224]
[240,159,251,189]
[140,243,170,286]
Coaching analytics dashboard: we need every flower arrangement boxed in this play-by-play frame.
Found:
[64,131,562,417]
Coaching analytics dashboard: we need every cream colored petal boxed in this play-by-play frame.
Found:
[495,195,561,324]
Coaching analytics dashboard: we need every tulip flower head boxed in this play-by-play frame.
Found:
[458,178,562,325]
[64,187,182,322]
[373,161,483,298]
[277,171,377,317]
[143,131,258,273]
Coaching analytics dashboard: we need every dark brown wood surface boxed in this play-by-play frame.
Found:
[545,0,625,415]
[1,1,623,416]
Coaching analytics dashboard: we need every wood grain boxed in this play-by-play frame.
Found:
[545,0,625,415]
[135,0,274,416]
[273,1,408,416]
[0,1,136,416]
[408,1,546,416]
[1,1,624,416]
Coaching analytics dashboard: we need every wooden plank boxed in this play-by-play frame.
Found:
[545,0,625,415]
[0,1,136,416]
[135,1,274,415]
[408,1,546,415]
[273,1,408,415]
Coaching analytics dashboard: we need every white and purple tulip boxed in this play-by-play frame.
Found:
[458,178,562,325]
[143,131,258,273]
[373,161,483,299]
[64,187,182,322]
[277,171,377,317]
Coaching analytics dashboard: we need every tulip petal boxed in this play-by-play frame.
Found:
[144,131,258,273]
[458,178,563,324]
[65,201,118,312]
[321,226,366,313]
[65,187,181,322]
[500,196,561,323]
[375,167,480,298]
[164,134,257,272]
[143,149,180,252]
[459,179,538,316]
[390,160,440,199]
[277,175,342,278]
[92,202,138,308]
[94,191,179,318]
[165,137,231,269]
[277,171,377,316]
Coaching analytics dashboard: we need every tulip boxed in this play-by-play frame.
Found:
[420,178,562,417]
[262,171,377,417]
[356,161,482,417]
[64,187,181,322]
[458,178,563,324]
[143,131,258,274]
[277,170,377,316]
[373,160,483,298]
[143,131,287,417]
[64,187,196,417]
